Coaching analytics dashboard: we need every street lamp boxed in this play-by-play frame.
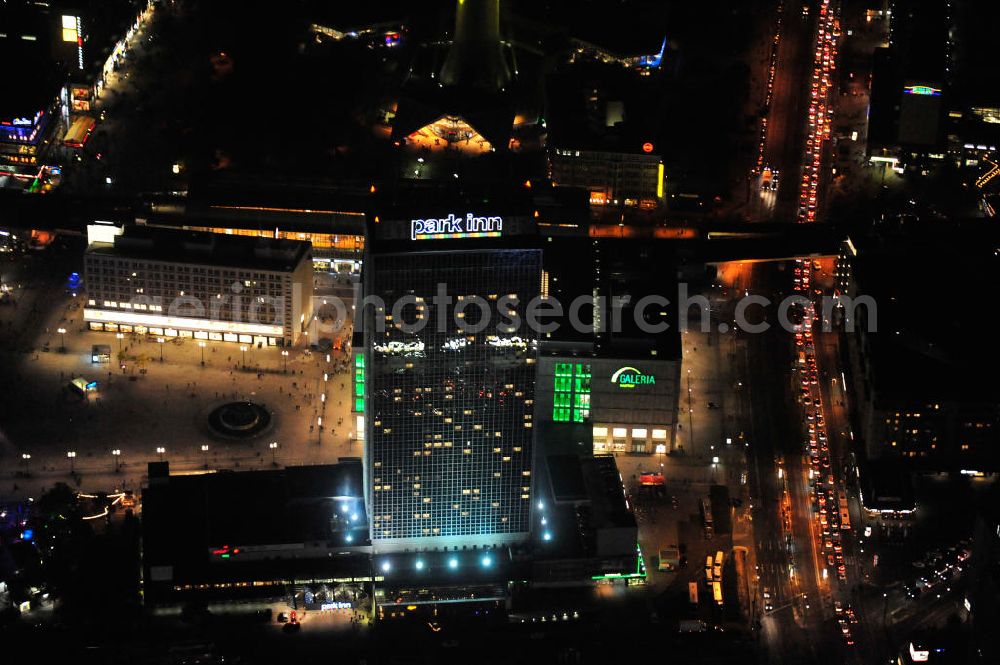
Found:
[57,327,67,352]
[112,448,122,472]
[156,446,165,461]
[201,444,210,468]
[21,452,31,475]
[199,341,207,366]
[116,332,124,352]
[67,450,77,474]
[157,337,165,362]
[240,345,248,368]
[281,349,289,373]
[269,441,278,466]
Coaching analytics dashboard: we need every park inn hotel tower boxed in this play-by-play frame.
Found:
[362,205,542,553]
[361,0,542,554]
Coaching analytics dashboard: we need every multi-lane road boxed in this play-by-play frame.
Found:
[737,0,853,658]
[752,0,815,222]
[730,262,824,664]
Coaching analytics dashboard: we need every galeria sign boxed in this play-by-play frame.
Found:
[611,366,656,388]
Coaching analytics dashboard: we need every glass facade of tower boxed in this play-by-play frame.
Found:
[367,248,541,546]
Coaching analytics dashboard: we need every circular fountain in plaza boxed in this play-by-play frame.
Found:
[207,401,273,439]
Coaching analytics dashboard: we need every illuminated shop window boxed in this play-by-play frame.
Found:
[354,353,365,412]
[552,362,591,422]
[61,15,78,42]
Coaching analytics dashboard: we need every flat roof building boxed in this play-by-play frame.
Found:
[141,461,370,603]
[83,225,314,346]
[143,175,370,268]
[536,238,681,457]
[529,453,640,585]
[839,225,1000,471]
[549,148,664,208]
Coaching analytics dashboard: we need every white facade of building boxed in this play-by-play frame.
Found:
[83,232,313,346]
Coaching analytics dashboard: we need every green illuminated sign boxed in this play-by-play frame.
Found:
[611,366,656,389]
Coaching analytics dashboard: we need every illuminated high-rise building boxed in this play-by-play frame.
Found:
[363,208,541,552]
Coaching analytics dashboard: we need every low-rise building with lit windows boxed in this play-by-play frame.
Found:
[142,177,369,271]
[549,148,664,208]
[840,228,1000,471]
[83,225,314,346]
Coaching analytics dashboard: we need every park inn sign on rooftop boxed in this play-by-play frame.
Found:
[411,213,503,240]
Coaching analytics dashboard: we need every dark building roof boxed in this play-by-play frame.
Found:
[366,180,578,249]
[858,459,915,512]
[0,7,63,121]
[145,180,369,238]
[511,0,667,59]
[304,0,410,30]
[541,453,636,559]
[540,237,682,361]
[87,225,312,272]
[548,454,589,502]
[544,66,663,153]
[590,454,638,529]
[867,48,901,150]
[850,226,1000,404]
[969,490,1000,663]
[887,0,949,84]
[953,0,1000,108]
[142,462,369,595]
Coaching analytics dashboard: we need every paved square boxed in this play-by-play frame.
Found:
[1,279,358,499]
